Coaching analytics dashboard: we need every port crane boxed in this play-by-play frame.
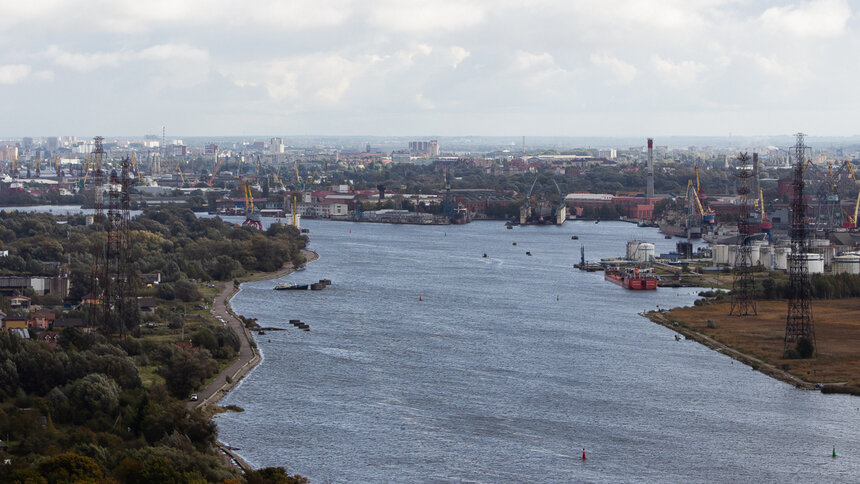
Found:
[208,151,223,186]
[242,179,262,229]
[759,187,772,239]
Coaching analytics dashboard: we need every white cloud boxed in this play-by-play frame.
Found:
[44,44,210,72]
[590,53,637,84]
[137,44,209,62]
[652,55,707,86]
[369,0,486,31]
[45,46,125,72]
[514,51,555,71]
[448,46,470,68]
[761,0,852,38]
[0,64,31,84]
[415,93,436,109]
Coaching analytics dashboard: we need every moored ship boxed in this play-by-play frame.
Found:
[604,267,658,290]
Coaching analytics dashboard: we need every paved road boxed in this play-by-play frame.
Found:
[190,249,318,411]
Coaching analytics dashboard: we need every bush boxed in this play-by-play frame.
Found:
[796,338,815,359]
[156,283,175,301]
[174,280,201,302]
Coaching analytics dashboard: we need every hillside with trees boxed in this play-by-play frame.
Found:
[0,208,309,483]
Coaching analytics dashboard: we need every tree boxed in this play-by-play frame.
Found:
[156,346,217,398]
[173,280,201,302]
[68,373,120,414]
[35,452,104,483]
[246,467,310,484]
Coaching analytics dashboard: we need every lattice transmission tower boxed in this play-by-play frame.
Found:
[730,152,757,316]
[106,155,138,338]
[88,137,107,330]
[785,133,815,356]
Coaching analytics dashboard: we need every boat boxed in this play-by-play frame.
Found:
[604,267,658,290]
[274,282,309,290]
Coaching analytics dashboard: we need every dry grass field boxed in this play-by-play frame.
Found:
[664,299,860,391]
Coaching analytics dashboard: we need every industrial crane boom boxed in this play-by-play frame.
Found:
[208,153,223,186]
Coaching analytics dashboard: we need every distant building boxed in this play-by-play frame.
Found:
[597,148,617,159]
[409,140,438,155]
[270,138,284,154]
[0,146,18,162]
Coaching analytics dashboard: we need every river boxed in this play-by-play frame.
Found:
[210,219,859,483]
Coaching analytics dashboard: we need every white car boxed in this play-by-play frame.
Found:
[190,394,199,401]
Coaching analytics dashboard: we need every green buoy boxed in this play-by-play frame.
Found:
[833,446,837,458]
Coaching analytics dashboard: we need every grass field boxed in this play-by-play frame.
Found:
[665,298,860,392]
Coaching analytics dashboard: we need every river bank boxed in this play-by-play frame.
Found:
[195,248,319,472]
[648,298,860,395]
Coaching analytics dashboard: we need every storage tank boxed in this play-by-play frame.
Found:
[800,253,824,274]
[712,244,729,265]
[748,245,761,266]
[727,245,738,267]
[626,241,641,261]
[773,247,790,270]
[832,254,860,274]
[635,243,655,262]
[759,246,773,270]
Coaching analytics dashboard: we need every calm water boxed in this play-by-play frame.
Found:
[207,220,860,483]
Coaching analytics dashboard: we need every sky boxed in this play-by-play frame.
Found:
[0,0,858,138]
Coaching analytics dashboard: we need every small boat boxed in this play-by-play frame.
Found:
[595,220,599,224]
[526,251,532,256]
[483,253,488,258]
[571,235,579,240]
[512,242,517,246]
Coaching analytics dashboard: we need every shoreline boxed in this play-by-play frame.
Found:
[645,309,816,390]
[195,248,320,472]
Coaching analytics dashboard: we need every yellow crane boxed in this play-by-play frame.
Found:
[208,152,223,186]
[846,191,860,229]
[292,194,298,227]
[176,162,186,185]
[130,153,141,180]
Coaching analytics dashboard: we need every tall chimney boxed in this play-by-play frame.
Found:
[646,138,654,199]
[752,153,760,199]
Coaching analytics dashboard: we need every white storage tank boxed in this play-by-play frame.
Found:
[773,247,790,270]
[626,241,641,261]
[713,244,729,265]
[832,254,860,274]
[748,245,761,266]
[727,245,739,267]
[635,243,655,263]
[800,253,824,274]
[759,246,773,269]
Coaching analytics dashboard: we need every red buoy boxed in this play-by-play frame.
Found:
[419,296,422,301]
[582,448,586,460]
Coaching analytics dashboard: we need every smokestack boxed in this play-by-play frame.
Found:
[752,153,760,198]
[646,138,654,199]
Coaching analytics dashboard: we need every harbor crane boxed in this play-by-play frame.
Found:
[242,179,262,229]
[208,151,223,186]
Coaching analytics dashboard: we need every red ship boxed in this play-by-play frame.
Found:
[604,267,658,290]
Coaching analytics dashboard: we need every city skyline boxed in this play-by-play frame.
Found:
[0,0,857,137]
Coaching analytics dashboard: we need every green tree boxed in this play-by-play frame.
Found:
[35,452,104,483]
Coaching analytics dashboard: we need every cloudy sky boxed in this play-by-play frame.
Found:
[0,0,857,137]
